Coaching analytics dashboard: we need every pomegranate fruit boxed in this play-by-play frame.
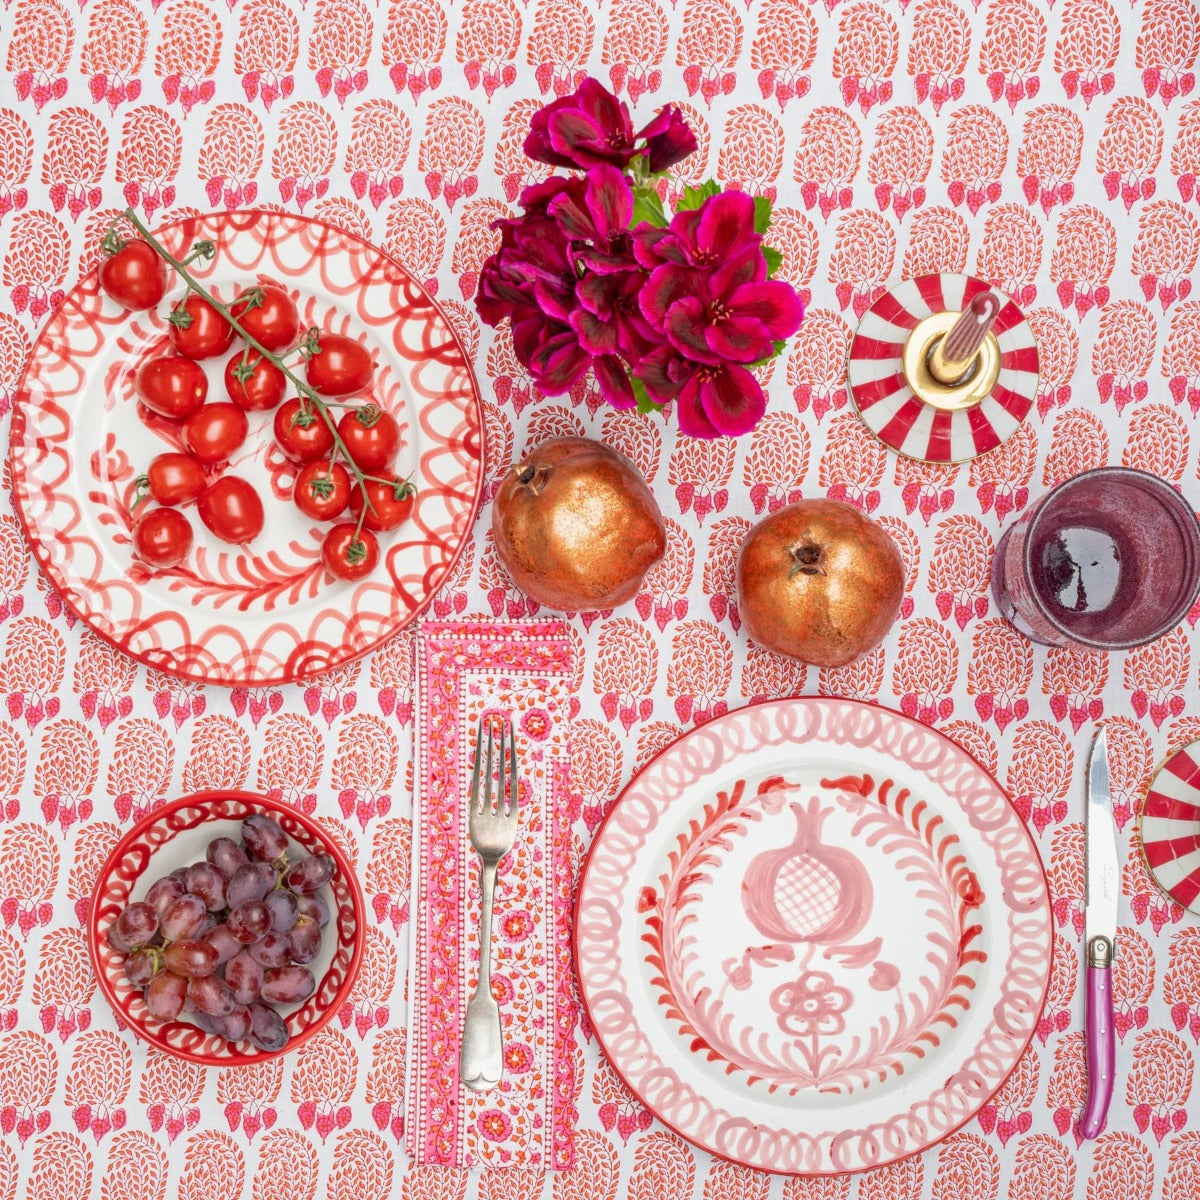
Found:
[492,436,666,612]
[736,498,904,667]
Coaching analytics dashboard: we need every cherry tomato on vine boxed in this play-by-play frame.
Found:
[302,330,375,396]
[273,398,336,463]
[135,355,208,420]
[348,472,415,531]
[224,349,287,412]
[293,459,352,522]
[138,453,207,507]
[337,405,400,472]
[181,403,249,464]
[168,294,236,359]
[321,524,379,581]
[229,285,300,352]
[198,476,265,545]
[133,507,193,568]
[98,238,168,311]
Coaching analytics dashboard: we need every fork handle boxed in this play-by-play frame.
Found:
[460,859,503,1093]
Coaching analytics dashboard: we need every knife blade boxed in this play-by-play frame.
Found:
[1079,726,1118,1140]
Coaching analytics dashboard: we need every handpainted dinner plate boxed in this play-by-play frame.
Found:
[10,210,483,685]
[575,699,1052,1175]
[1139,739,1200,912]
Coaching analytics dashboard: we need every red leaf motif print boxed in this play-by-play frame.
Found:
[1047,1030,1086,1129]
[979,0,1048,110]
[554,1131,619,1200]
[114,106,182,217]
[1135,0,1200,104]
[31,929,93,1025]
[1132,200,1200,308]
[932,1133,1000,1200]
[182,715,251,794]
[1037,932,1077,1043]
[983,1046,1039,1146]
[0,315,32,415]
[702,516,751,630]
[676,0,743,105]
[309,0,373,106]
[666,620,730,726]
[699,1159,771,1200]
[1097,97,1165,214]
[234,0,300,110]
[1010,1134,1076,1200]
[602,0,669,103]
[968,619,1033,732]
[1124,625,1190,728]
[1125,402,1188,480]
[819,645,886,702]
[786,309,851,420]
[975,203,1043,302]
[525,0,594,97]
[1092,300,1157,412]
[0,616,66,728]
[818,412,888,511]
[271,101,337,209]
[40,109,106,223]
[455,196,509,300]
[1112,926,1155,1041]
[345,930,395,1033]
[328,1130,392,1200]
[1017,105,1083,215]
[909,0,972,89]
[940,720,998,775]
[792,105,861,219]
[1027,307,1079,416]
[6,0,74,76]
[1048,824,1085,935]
[968,420,1036,520]
[600,411,663,484]
[741,643,808,704]
[742,412,810,514]
[930,515,992,628]
[892,616,959,724]
[291,1029,358,1106]
[1165,929,1200,1042]
[941,104,1008,214]
[595,617,659,731]
[34,720,99,833]
[832,3,900,115]
[157,0,223,82]
[1042,645,1108,735]
[903,207,970,277]
[250,1129,319,1200]
[28,1132,90,1200]
[383,199,444,291]
[102,1130,168,1200]
[858,1157,923,1200]
[1042,408,1108,486]
[1163,300,1200,414]
[346,99,411,208]
[1049,204,1117,314]
[782,1173,851,1200]
[1165,1131,1200,1200]
[2,210,70,319]
[868,107,933,218]
[198,104,264,208]
[255,712,323,810]
[1054,0,1120,105]
[750,0,817,110]
[638,518,694,632]
[417,97,485,207]
[668,434,735,524]
[331,713,397,826]
[1007,720,1072,834]
[827,209,895,317]
[717,105,785,195]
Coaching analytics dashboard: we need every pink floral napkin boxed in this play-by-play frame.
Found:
[407,619,579,1169]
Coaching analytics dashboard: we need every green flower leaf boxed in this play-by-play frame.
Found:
[762,245,783,278]
[631,374,661,416]
[675,179,721,213]
[753,195,773,235]
[630,186,667,229]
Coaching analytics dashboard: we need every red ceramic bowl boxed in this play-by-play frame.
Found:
[87,790,365,1065]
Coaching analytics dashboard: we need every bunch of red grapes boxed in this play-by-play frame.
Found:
[106,813,335,1053]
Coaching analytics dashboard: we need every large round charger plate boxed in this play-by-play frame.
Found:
[575,698,1052,1175]
[9,210,483,685]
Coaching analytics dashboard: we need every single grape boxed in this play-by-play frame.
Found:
[206,836,248,879]
[227,900,272,944]
[261,965,315,1005]
[169,867,190,886]
[194,913,217,938]
[106,925,132,954]
[145,875,185,919]
[191,1011,219,1036]
[226,949,264,1005]
[185,862,227,911]
[124,948,160,987]
[248,932,292,968]
[145,970,188,1021]
[187,973,236,1017]
[248,1001,288,1052]
[204,923,241,966]
[264,888,298,934]
[286,854,335,895]
[164,938,220,978]
[242,813,290,862]
[160,894,208,941]
[296,893,330,927]
[226,862,275,907]
[114,901,159,949]
[213,1004,252,1043]
[287,917,322,964]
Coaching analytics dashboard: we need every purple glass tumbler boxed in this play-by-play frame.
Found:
[992,467,1200,650]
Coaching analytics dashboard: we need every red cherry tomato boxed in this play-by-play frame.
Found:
[303,331,375,396]
[293,459,352,522]
[337,405,400,472]
[348,472,415,531]
[140,452,207,507]
[229,285,301,352]
[224,349,287,412]
[321,524,380,581]
[133,507,193,568]
[135,355,208,420]
[273,398,335,463]
[198,476,265,545]
[98,238,168,311]
[168,295,236,360]
[181,403,249,464]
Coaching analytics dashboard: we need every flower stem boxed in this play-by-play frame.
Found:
[114,208,391,516]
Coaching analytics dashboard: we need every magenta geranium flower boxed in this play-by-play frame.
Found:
[548,163,637,273]
[635,345,769,438]
[524,78,638,170]
[638,106,699,173]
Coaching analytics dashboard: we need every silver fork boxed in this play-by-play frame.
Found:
[459,714,519,1093]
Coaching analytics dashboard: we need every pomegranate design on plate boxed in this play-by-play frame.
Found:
[742,793,873,945]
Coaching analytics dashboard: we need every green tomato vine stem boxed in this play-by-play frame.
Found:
[114,208,396,519]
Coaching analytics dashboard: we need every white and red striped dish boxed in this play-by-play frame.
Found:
[847,273,1038,464]
[1140,740,1200,912]
[575,698,1052,1175]
[10,210,483,685]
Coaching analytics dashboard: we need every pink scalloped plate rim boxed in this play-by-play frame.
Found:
[574,698,1053,1176]
[86,789,365,1065]
[9,210,484,686]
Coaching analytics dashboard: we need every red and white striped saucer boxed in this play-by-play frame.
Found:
[847,273,1039,464]
[1140,740,1200,912]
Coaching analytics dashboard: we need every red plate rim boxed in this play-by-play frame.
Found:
[9,208,485,687]
[574,697,1053,1176]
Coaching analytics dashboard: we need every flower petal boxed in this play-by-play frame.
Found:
[568,306,620,355]
[704,314,774,363]
[729,279,806,338]
[711,243,766,295]
[637,106,698,173]
[675,375,722,438]
[698,363,767,436]
[694,190,756,260]
[593,354,637,409]
[525,331,591,393]
[665,295,722,363]
[635,346,691,402]
[584,164,633,240]
[640,265,706,328]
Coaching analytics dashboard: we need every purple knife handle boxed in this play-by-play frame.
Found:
[1078,935,1115,1140]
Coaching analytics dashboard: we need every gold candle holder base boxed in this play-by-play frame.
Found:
[901,311,1002,413]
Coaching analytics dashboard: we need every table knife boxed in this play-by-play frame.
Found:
[1079,726,1118,1140]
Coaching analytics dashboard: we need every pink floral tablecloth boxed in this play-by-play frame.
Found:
[2,1,1200,1197]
